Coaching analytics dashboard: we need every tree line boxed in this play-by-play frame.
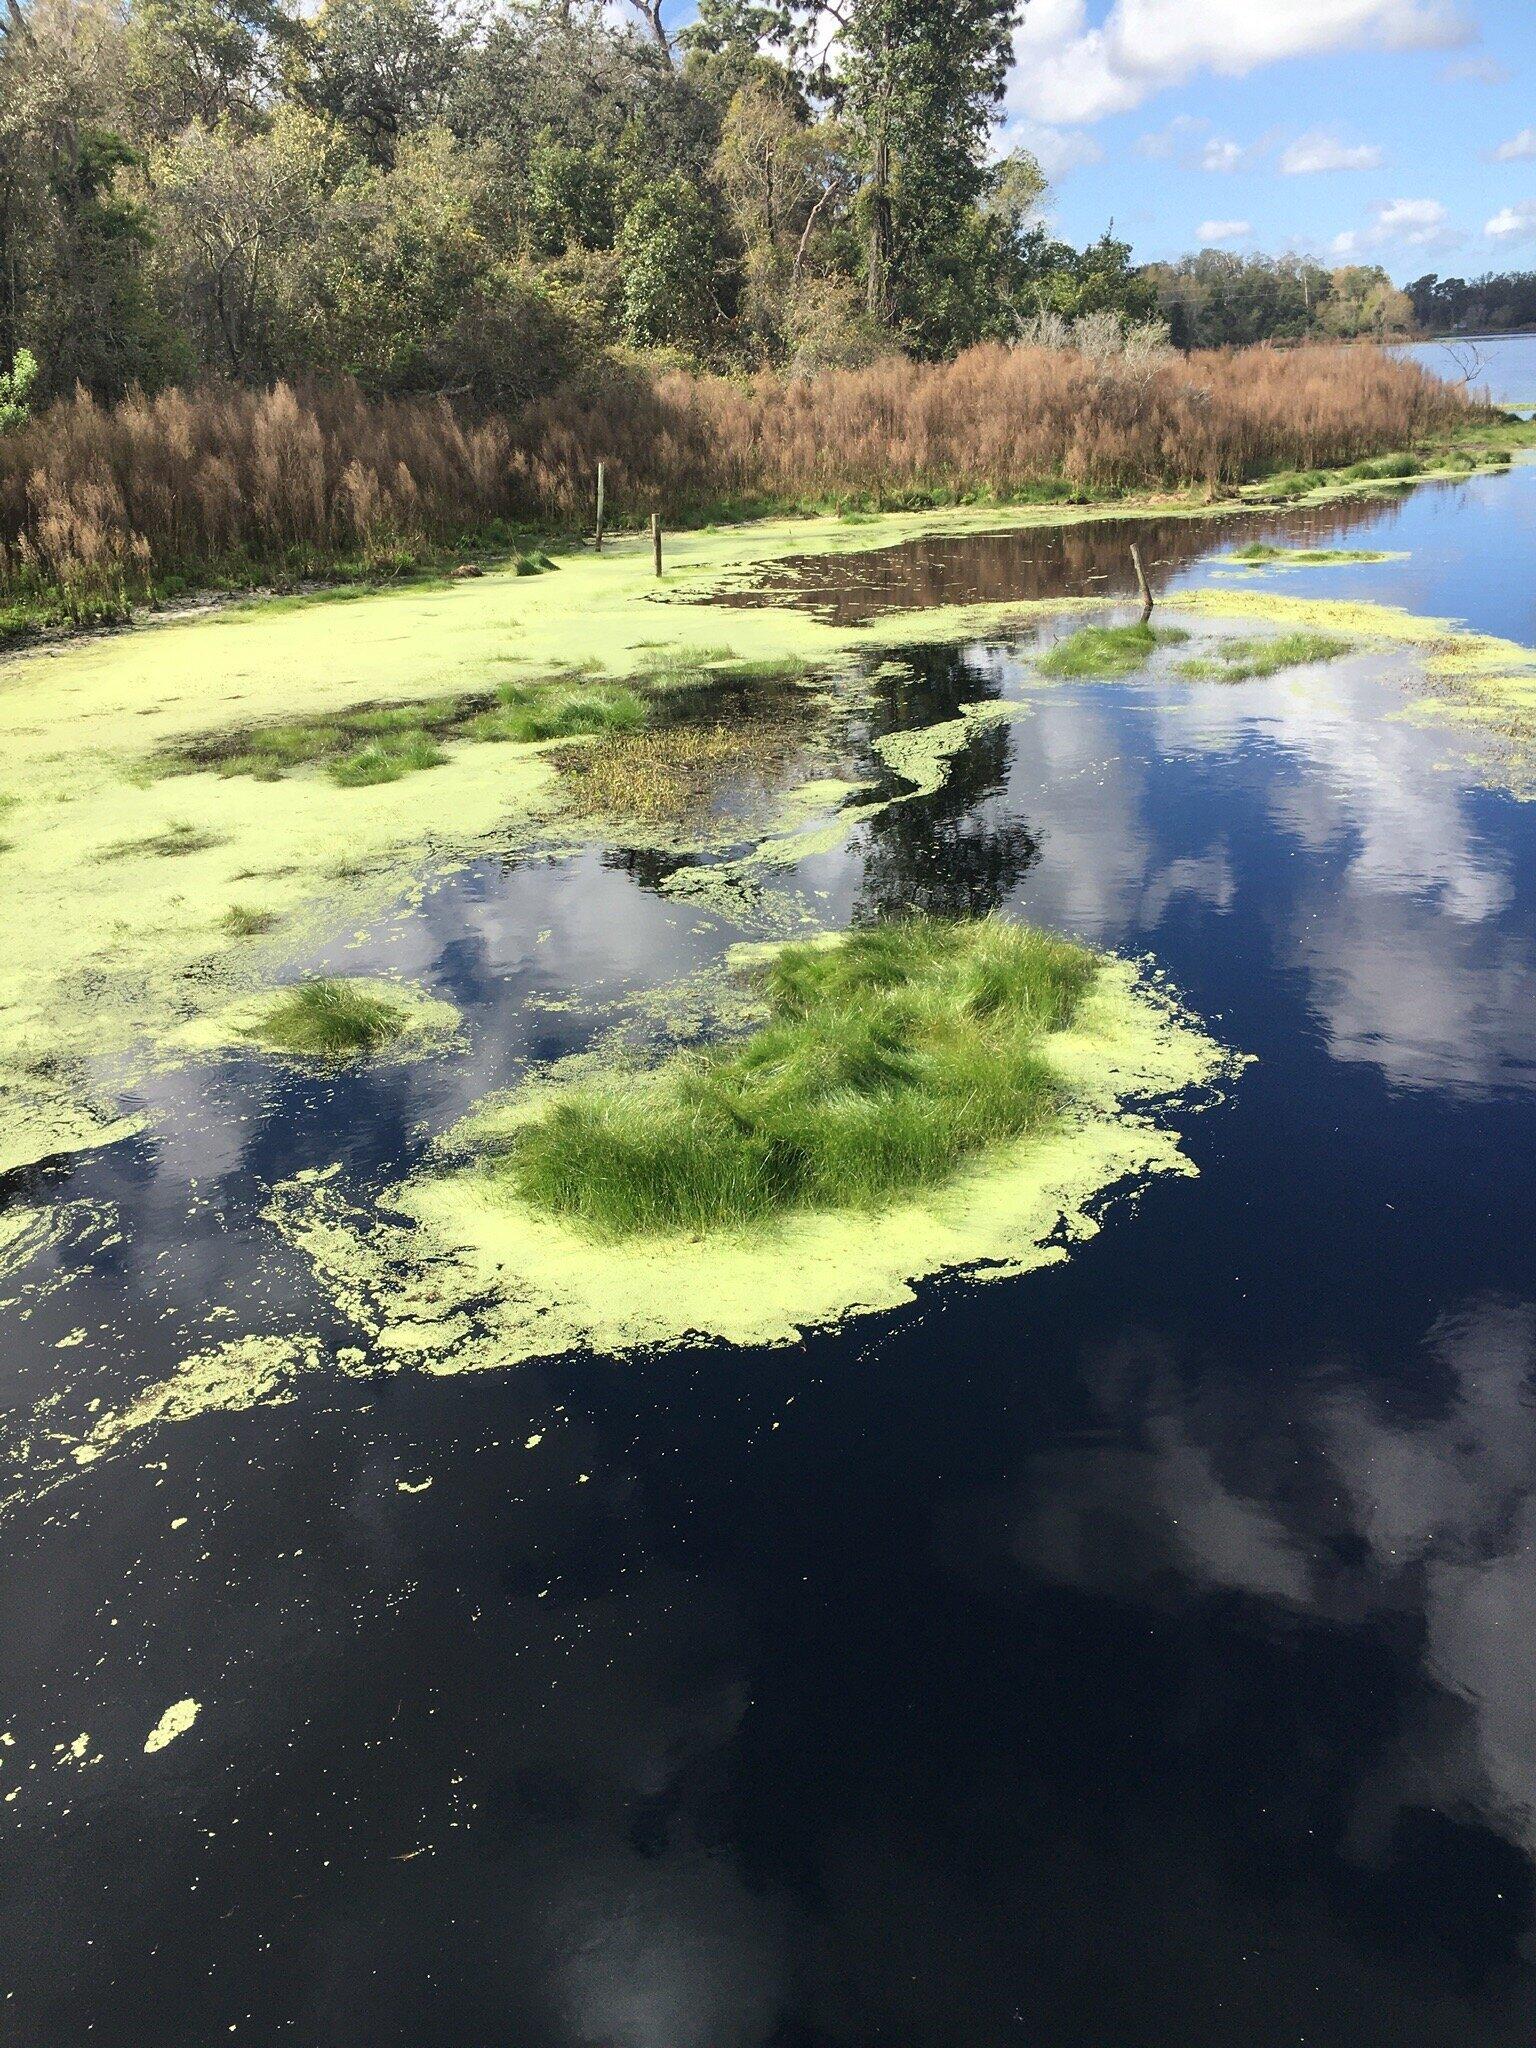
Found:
[1,0,1172,409]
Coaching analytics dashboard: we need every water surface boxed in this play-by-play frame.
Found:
[5,473,1536,2046]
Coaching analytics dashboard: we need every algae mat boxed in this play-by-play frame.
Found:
[2,494,1534,1180]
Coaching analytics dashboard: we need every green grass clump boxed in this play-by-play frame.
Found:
[490,917,1097,1239]
[238,978,407,1062]
[468,678,647,743]
[1038,623,1188,679]
[1179,632,1353,683]
[1226,543,1387,565]
[330,730,447,785]
[222,903,278,937]
[105,820,222,860]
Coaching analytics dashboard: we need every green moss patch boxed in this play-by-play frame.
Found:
[1038,623,1189,679]
[1224,543,1395,566]
[469,919,1095,1239]
[1178,631,1354,683]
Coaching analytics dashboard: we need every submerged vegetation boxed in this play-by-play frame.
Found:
[170,673,654,786]
[480,918,1097,1240]
[1179,632,1353,683]
[236,979,409,1063]
[1226,544,1391,565]
[1039,623,1189,679]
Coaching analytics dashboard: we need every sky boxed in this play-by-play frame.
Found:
[997,0,1536,278]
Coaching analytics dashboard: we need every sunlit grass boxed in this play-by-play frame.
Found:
[1178,632,1353,683]
[221,903,278,937]
[1226,543,1388,564]
[237,978,406,1062]
[1038,623,1189,679]
[484,917,1097,1239]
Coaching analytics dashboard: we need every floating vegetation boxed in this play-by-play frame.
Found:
[1225,543,1394,566]
[1038,623,1189,679]
[329,731,447,786]
[476,919,1097,1239]
[209,977,458,1065]
[221,904,278,938]
[104,821,223,860]
[1178,631,1354,683]
[465,680,647,744]
[166,671,645,785]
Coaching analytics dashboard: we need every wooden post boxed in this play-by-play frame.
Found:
[595,462,605,552]
[1130,542,1153,623]
[651,511,662,578]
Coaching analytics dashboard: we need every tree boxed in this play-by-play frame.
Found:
[833,0,1021,347]
[300,0,477,163]
[0,347,38,430]
[617,173,716,347]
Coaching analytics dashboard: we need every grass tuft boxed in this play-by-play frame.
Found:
[1226,543,1388,565]
[1038,623,1189,679]
[468,679,647,744]
[222,903,278,937]
[486,916,1097,1239]
[1178,632,1354,683]
[105,821,222,860]
[329,731,447,786]
[237,978,407,1062]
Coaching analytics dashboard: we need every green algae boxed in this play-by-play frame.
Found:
[1038,623,1189,679]
[258,954,1240,1372]
[69,1334,327,1469]
[2,478,1534,1179]
[1177,631,1354,683]
[177,976,460,1065]
[1222,544,1401,567]
[497,919,1097,1237]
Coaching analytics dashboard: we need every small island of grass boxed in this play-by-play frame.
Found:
[1038,623,1189,679]
[490,918,1096,1238]
[1178,631,1353,683]
[176,975,461,1066]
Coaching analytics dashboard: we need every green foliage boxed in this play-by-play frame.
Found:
[1038,623,1187,679]
[0,349,38,433]
[618,176,717,348]
[1178,633,1354,683]
[238,977,406,1060]
[222,903,279,936]
[494,916,1097,1238]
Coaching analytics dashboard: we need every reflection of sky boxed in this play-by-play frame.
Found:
[12,564,1536,2038]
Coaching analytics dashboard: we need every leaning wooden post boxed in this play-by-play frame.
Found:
[1130,542,1153,623]
[651,511,662,578]
[595,462,605,552]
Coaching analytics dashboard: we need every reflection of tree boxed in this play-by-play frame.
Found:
[736,490,1413,624]
[855,642,1039,920]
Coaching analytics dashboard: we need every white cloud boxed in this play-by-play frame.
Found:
[1135,112,1206,160]
[1002,119,1104,179]
[1486,201,1536,241]
[1281,131,1384,174]
[1494,129,1536,162]
[1330,195,1455,259]
[1011,0,1472,128]
[1198,218,1251,244]
[1201,136,1244,172]
[1442,55,1509,85]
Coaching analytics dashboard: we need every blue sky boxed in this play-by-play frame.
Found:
[997,0,1536,277]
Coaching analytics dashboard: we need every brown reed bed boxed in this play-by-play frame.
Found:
[0,344,1485,637]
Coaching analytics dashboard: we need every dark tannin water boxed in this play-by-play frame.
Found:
[5,469,1536,2046]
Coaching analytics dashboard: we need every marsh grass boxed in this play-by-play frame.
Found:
[222,904,278,937]
[466,680,647,744]
[171,672,646,785]
[554,718,807,824]
[491,917,1096,1239]
[1227,543,1388,564]
[1178,632,1353,683]
[1038,623,1189,679]
[104,820,222,859]
[238,978,406,1062]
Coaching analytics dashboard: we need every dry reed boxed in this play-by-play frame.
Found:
[0,344,1480,627]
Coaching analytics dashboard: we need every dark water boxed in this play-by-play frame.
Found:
[6,475,1536,2045]
[731,462,1536,648]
